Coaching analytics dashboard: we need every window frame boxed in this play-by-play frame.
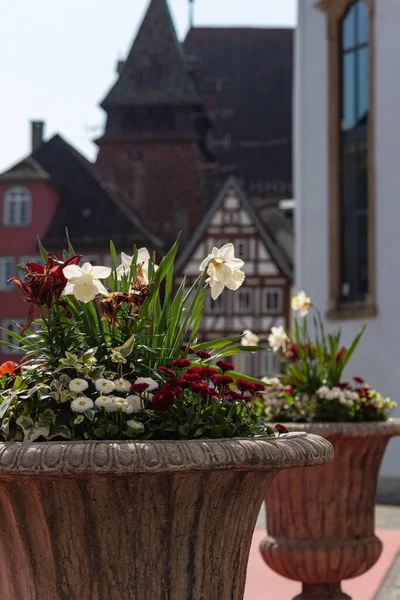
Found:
[235,287,253,315]
[263,287,283,315]
[3,187,32,227]
[318,0,376,320]
[0,257,15,291]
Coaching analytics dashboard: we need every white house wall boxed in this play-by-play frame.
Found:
[295,0,400,479]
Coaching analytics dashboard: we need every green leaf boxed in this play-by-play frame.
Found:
[114,334,135,358]
[37,237,49,263]
[65,228,76,257]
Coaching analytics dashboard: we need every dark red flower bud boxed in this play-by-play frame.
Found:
[152,387,175,411]
[236,379,256,391]
[130,383,150,393]
[353,376,365,384]
[275,424,289,434]
[284,386,294,395]
[195,350,212,360]
[171,359,192,368]
[336,346,346,362]
[213,375,234,386]
[158,366,176,378]
[216,360,235,372]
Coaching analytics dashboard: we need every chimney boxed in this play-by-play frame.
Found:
[31,121,45,152]
[134,152,146,217]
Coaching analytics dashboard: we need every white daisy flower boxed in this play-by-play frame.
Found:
[133,377,158,391]
[68,378,89,393]
[73,415,85,425]
[114,378,131,392]
[95,379,115,394]
[71,397,94,413]
[126,395,144,413]
[113,398,132,413]
[127,419,145,431]
[95,396,113,410]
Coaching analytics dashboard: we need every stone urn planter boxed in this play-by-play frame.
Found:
[260,420,400,600]
[0,434,333,600]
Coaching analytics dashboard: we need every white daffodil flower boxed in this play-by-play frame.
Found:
[68,378,89,393]
[268,326,289,353]
[71,397,94,413]
[63,263,111,303]
[241,329,260,347]
[116,248,158,284]
[291,291,311,318]
[199,243,245,300]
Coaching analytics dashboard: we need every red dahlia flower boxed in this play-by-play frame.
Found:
[213,375,234,386]
[171,359,191,368]
[275,424,289,434]
[191,381,210,392]
[216,360,235,372]
[130,383,150,393]
[158,366,176,378]
[152,387,175,411]
[195,350,212,360]
[182,373,201,382]
[9,253,82,331]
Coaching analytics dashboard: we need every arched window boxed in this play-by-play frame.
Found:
[3,187,32,227]
[319,0,375,319]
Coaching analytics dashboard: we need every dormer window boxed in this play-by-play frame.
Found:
[3,187,32,227]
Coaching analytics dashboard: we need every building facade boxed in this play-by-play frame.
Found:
[0,0,294,378]
[295,0,400,495]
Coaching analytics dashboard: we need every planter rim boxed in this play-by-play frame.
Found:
[0,433,333,478]
[267,418,400,438]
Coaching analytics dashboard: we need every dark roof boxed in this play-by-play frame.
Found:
[176,176,293,279]
[101,0,202,108]
[0,156,49,182]
[10,135,163,250]
[184,27,293,198]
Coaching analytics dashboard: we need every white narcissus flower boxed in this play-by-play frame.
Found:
[241,329,260,347]
[126,395,143,413]
[63,263,111,303]
[95,379,115,394]
[127,420,145,431]
[291,291,311,318]
[134,377,158,391]
[268,326,289,353]
[116,249,158,284]
[114,378,131,392]
[71,397,94,413]
[199,243,245,300]
[68,378,89,393]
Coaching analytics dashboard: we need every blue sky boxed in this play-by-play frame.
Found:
[0,0,297,171]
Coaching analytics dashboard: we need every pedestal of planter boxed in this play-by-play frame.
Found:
[0,434,333,600]
[260,421,400,600]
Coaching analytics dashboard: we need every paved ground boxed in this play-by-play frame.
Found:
[245,505,400,600]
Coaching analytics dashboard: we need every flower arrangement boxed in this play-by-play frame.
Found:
[0,237,285,442]
[261,292,396,423]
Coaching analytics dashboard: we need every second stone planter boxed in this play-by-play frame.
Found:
[260,420,400,600]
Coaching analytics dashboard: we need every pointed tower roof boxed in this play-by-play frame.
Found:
[101,0,201,108]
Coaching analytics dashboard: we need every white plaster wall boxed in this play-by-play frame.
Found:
[295,0,400,478]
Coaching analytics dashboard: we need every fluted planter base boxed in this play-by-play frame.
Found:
[294,583,351,599]
[0,434,333,600]
[260,421,400,600]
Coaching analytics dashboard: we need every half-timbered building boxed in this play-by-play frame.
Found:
[177,177,293,377]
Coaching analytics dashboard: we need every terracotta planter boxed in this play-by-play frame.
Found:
[260,420,400,600]
[0,434,332,600]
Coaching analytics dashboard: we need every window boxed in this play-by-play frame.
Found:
[320,0,375,318]
[236,240,249,260]
[3,187,32,226]
[264,288,283,315]
[1,319,25,354]
[261,350,281,376]
[206,292,225,315]
[235,289,253,314]
[0,258,14,291]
